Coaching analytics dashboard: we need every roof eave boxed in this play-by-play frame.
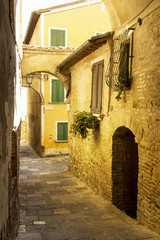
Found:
[57,31,114,74]
[23,12,40,44]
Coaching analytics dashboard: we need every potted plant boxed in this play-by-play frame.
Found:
[70,111,100,139]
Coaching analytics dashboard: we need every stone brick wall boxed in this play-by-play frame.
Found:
[68,6,160,233]
[7,126,20,239]
[131,6,160,232]
[0,0,21,239]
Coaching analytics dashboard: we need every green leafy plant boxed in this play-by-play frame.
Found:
[115,68,130,101]
[70,111,100,139]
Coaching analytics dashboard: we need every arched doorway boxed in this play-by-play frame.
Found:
[112,126,138,218]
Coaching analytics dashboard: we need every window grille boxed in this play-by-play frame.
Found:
[105,29,133,91]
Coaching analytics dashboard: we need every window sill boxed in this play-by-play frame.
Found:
[91,113,105,120]
[48,102,66,105]
[54,140,68,143]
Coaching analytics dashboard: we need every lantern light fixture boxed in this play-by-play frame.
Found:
[25,73,48,87]
[25,74,33,87]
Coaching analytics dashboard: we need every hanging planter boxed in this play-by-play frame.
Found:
[70,111,100,139]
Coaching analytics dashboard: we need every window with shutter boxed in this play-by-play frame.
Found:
[119,42,130,80]
[105,29,133,91]
[91,60,104,114]
[50,29,66,47]
[51,79,64,103]
[57,122,68,141]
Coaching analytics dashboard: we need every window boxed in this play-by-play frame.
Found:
[91,60,104,114]
[51,79,65,103]
[57,122,68,141]
[119,40,130,83]
[50,29,66,47]
[105,29,133,90]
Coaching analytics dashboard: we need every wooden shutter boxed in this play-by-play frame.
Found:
[119,43,130,77]
[57,123,64,140]
[57,122,68,140]
[64,123,68,140]
[91,60,104,113]
[97,62,103,113]
[50,29,65,47]
[58,81,64,102]
[58,30,65,47]
[51,79,58,102]
[91,65,98,113]
[51,29,57,46]
[51,79,64,103]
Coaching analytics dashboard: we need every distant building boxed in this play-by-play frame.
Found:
[23,0,110,156]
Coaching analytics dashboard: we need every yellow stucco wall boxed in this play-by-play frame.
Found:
[43,2,111,47]
[43,77,68,155]
[28,1,111,156]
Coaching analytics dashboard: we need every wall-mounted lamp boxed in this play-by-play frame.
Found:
[25,73,48,87]
[25,74,33,87]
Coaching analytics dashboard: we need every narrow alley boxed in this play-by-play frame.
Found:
[16,143,160,240]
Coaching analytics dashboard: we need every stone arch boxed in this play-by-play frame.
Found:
[112,126,138,218]
[109,113,144,144]
[22,45,74,93]
[23,70,69,98]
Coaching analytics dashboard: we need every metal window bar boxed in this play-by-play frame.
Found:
[105,29,130,91]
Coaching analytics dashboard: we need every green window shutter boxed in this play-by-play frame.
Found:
[58,81,64,102]
[51,79,64,103]
[51,79,58,102]
[64,122,68,140]
[57,123,64,140]
[51,29,57,46]
[50,29,66,47]
[57,122,68,140]
[58,30,65,47]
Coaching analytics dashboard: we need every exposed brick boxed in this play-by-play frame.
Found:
[68,6,160,234]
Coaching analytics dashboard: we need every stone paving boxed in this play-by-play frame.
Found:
[16,143,160,240]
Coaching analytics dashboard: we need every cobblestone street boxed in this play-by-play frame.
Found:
[16,143,160,240]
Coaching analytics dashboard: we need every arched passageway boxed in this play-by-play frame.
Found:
[112,126,138,218]
[27,88,41,155]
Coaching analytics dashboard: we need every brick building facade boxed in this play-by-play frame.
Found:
[58,3,160,233]
[0,0,22,239]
